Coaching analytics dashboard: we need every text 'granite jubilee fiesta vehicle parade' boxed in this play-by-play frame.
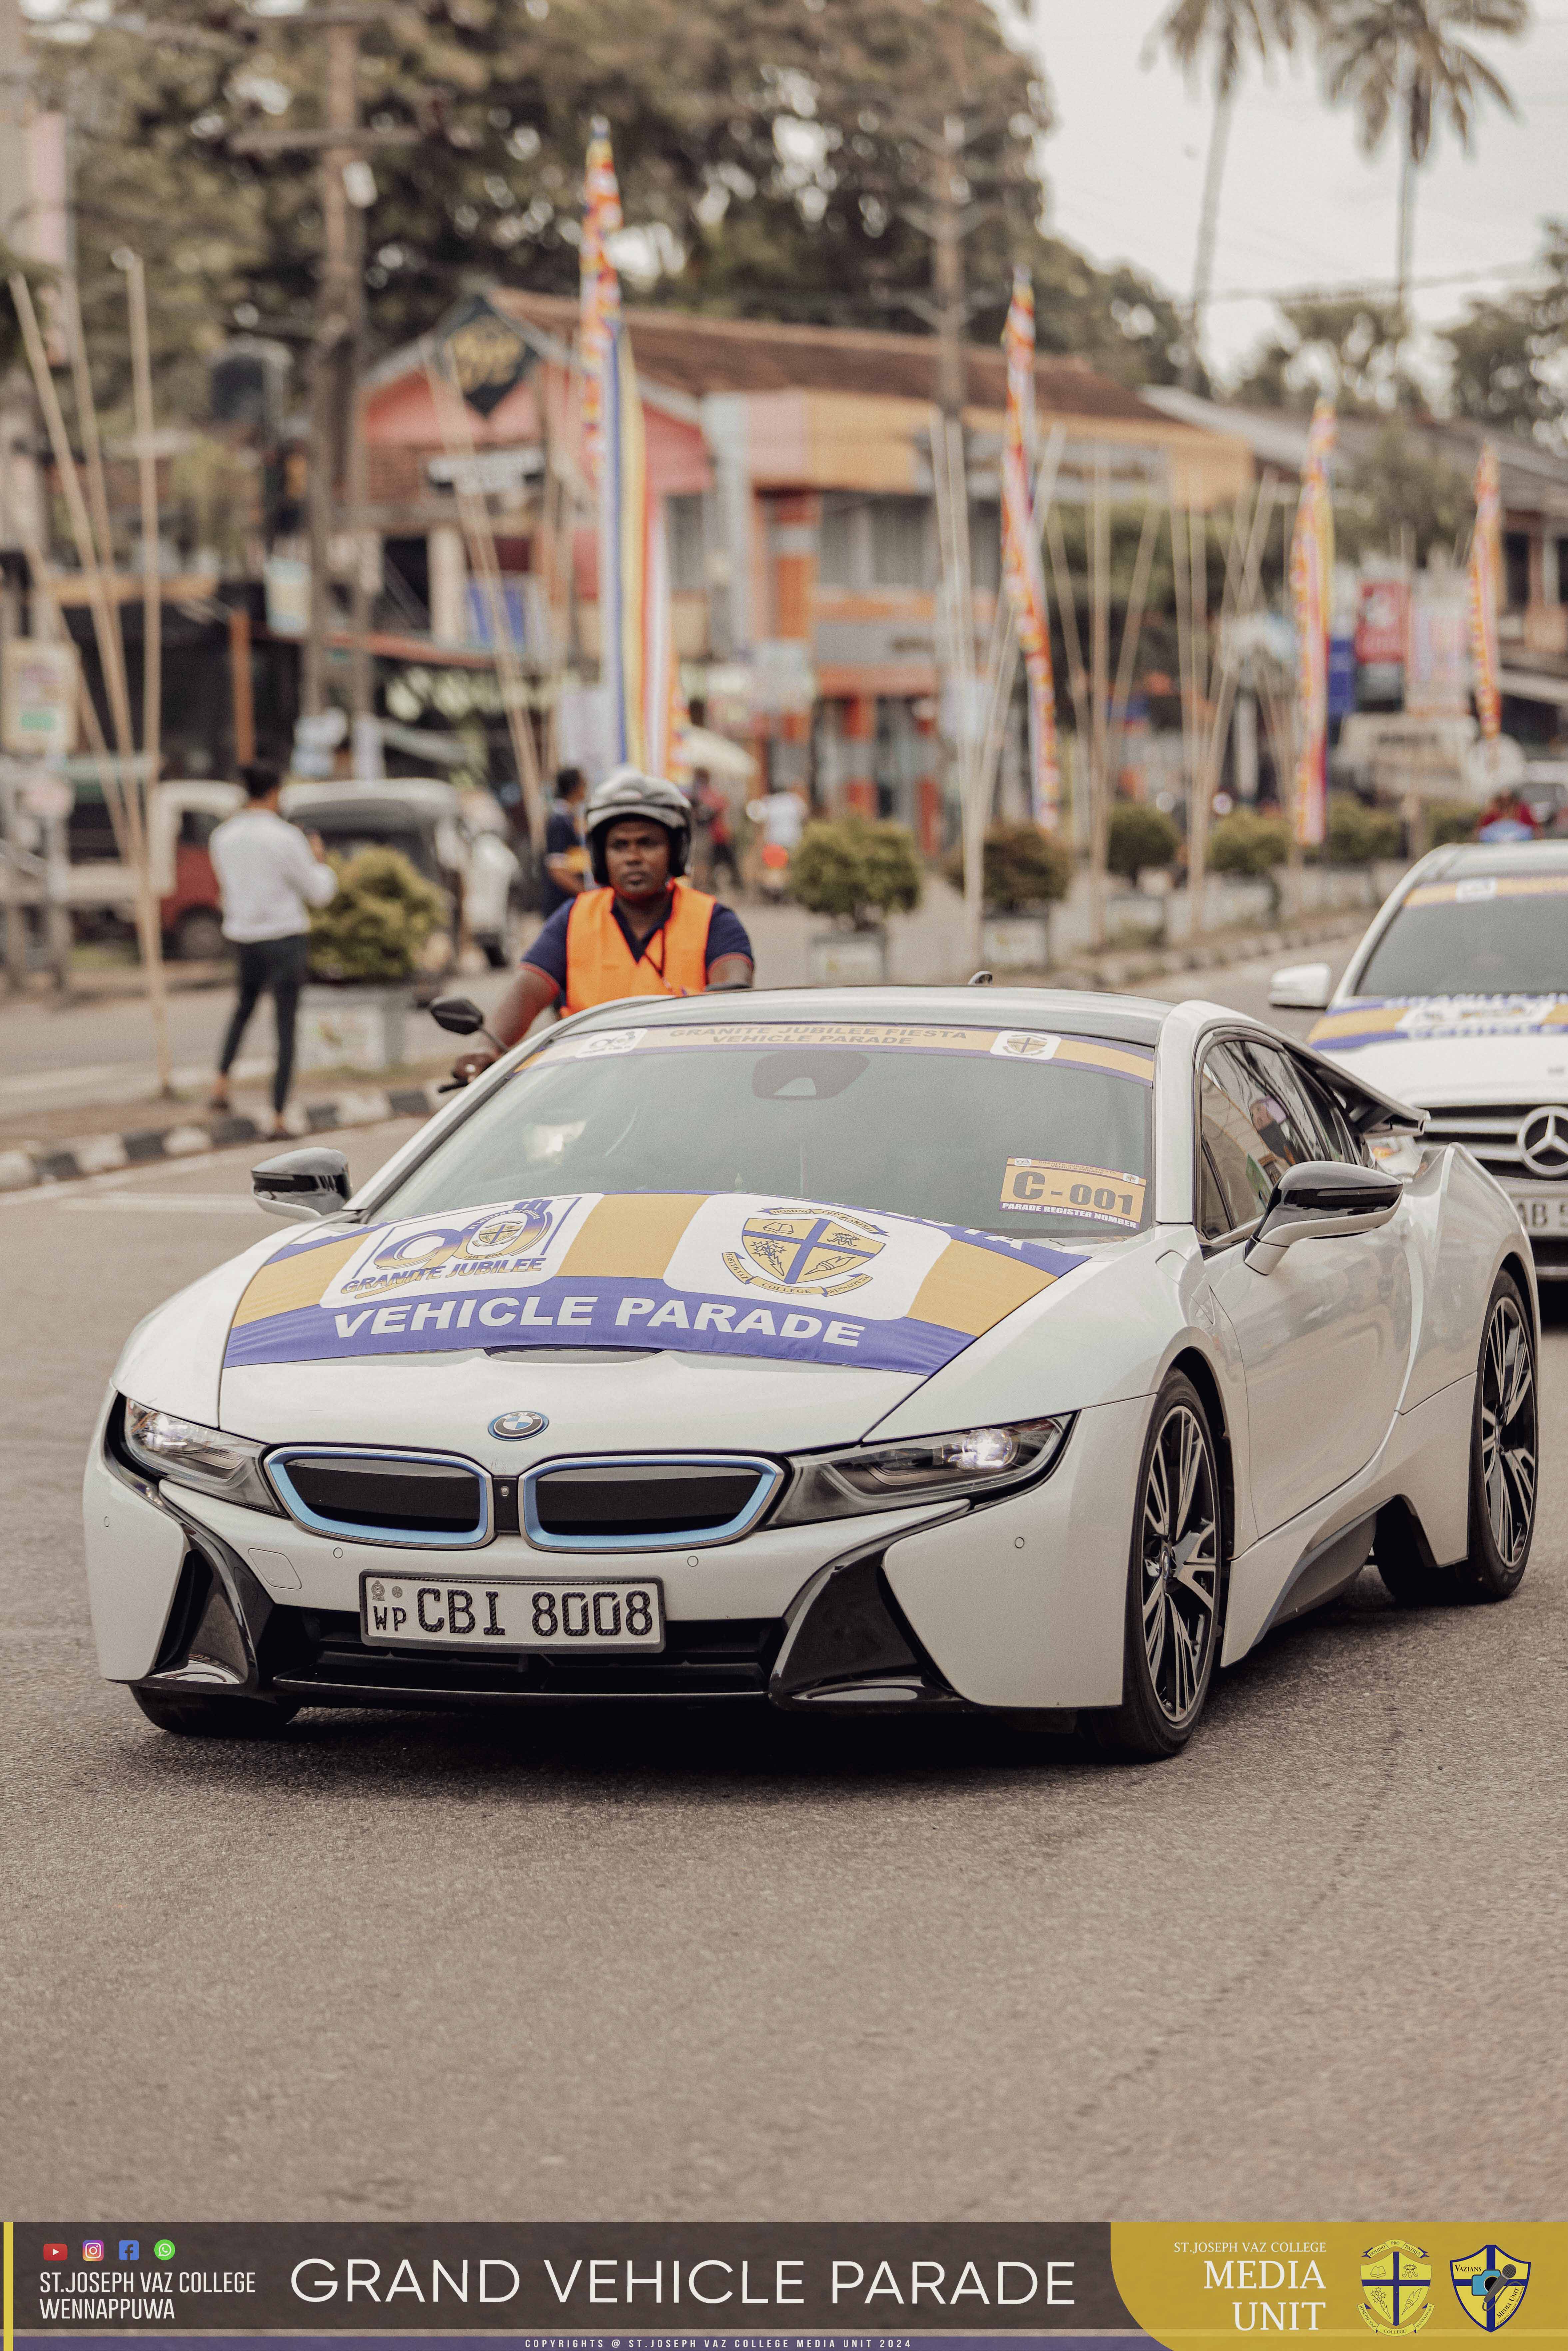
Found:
[84,985,1539,1760]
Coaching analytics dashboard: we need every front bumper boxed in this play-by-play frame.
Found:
[83,1393,1147,1716]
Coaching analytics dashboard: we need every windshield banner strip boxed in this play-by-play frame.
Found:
[224,1192,1087,1376]
[1309,995,1568,1052]
[550,1021,1157,1086]
[1404,874,1568,908]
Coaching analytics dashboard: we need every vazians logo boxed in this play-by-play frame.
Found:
[723,1208,886,1295]
[1451,2248,1531,2332]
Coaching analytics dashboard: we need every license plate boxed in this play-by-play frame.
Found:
[360,1573,665,1652]
[1510,1189,1568,1234]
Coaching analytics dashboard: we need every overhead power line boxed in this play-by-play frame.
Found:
[1206,263,1546,305]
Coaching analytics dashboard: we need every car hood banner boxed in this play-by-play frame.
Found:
[223,1193,1088,1378]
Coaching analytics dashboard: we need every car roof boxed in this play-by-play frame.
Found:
[563,984,1173,1047]
[1413,839,1568,881]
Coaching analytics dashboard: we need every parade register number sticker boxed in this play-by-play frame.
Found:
[1001,1158,1147,1227]
[361,1573,665,1652]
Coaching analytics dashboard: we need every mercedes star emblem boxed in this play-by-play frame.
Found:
[489,1410,549,1440]
[1517,1106,1568,1180]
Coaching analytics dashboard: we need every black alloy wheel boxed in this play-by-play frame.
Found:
[1091,1372,1223,1761]
[1465,1273,1538,1599]
[1377,1268,1538,1606]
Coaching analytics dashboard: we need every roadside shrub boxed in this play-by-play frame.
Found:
[1107,801,1180,889]
[1427,799,1479,848]
[1208,807,1292,916]
[789,815,923,930]
[944,820,1073,912]
[308,845,448,983]
[1325,793,1404,866]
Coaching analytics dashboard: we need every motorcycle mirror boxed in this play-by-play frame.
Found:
[428,994,486,1036]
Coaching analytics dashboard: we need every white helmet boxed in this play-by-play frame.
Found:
[584,767,691,880]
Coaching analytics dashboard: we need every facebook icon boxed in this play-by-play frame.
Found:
[118,2242,139,2261]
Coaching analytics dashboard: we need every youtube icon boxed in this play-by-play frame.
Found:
[42,2244,68,2263]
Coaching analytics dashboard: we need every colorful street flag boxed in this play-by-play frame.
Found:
[999,269,1059,829]
[1289,398,1336,849]
[597,316,649,768]
[580,121,688,783]
[1469,441,1502,742]
[579,117,623,491]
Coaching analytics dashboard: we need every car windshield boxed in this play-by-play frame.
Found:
[378,1019,1156,1241]
[1356,873,1568,997]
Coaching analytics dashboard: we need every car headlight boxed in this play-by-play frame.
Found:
[774,1414,1073,1526]
[121,1399,280,1515]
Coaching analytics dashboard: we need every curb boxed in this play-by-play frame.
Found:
[0,1082,449,1197]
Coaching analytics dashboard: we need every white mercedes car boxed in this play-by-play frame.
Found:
[1273,838,1568,1283]
[84,986,1538,1761]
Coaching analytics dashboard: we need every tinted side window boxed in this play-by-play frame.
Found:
[1240,1042,1339,1163]
[1199,1046,1278,1231]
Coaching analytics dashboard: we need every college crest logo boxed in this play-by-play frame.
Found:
[1360,2242,1433,2335]
[1450,2248,1530,2331]
[991,1030,1059,1061]
[722,1208,885,1295]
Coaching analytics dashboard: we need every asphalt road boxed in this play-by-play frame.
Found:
[4,954,1564,2221]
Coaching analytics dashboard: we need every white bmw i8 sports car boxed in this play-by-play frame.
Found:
[84,986,1539,1760]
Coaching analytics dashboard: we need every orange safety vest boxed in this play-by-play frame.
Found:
[563,879,717,1013]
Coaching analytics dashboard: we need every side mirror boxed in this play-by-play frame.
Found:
[252,1146,352,1224]
[428,993,486,1037]
[1269,961,1332,1010]
[1245,1160,1402,1275]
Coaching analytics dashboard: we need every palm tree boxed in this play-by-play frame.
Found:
[1150,0,1325,387]
[1320,0,1529,324]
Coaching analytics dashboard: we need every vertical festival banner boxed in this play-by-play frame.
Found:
[579,117,622,493]
[1289,397,1336,849]
[582,123,683,779]
[1469,439,1502,745]
[1000,269,1060,829]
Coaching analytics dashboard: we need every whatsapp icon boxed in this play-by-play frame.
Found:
[153,2241,175,2263]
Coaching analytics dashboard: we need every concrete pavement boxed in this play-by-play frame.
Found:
[2,967,1562,2221]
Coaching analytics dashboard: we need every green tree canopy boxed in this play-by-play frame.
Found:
[31,0,1188,416]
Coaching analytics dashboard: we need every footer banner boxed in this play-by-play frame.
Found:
[3,2225,1562,2350]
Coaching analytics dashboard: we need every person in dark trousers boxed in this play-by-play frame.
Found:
[539,765,591,917]
[208,762,338,1138]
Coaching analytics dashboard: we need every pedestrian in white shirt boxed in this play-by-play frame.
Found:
[209,762,338,1137]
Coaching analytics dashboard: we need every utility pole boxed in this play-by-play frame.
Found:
[233,8,414,722]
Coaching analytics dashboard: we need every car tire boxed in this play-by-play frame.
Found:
[1087,1372,1223,1763]
[1457,1270,1538,1602]
[174,907,226,962]
[1377,1271,1538,1607]
[132,1688,299,1739]
[478,933,509,970]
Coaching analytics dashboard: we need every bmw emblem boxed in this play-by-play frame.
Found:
[489,1410,549,1440]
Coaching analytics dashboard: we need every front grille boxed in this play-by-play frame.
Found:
[523,1455,781,1551]
[268,1450,490,1547]
[1418,1104,1567,1177]
[1529,1239,1568,1280]
[270,1608,782,1703]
